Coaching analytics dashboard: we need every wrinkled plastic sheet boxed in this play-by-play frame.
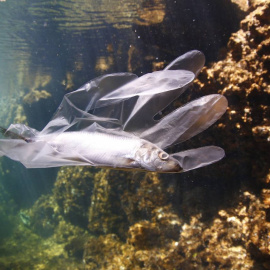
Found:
[0,50,228,172]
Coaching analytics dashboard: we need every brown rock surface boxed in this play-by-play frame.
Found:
[194,0,270,185]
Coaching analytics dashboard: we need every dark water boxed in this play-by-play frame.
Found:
[0,0,252,269]
[0,0,240,96]
[0,0,242,201]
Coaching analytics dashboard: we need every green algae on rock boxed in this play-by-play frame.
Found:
[0,0,269,269]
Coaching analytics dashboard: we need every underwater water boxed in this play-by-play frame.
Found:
[0,0,269,269]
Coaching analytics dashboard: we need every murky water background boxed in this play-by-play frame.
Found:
[1,0,269,269]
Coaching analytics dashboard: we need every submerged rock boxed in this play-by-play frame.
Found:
[0,0,269,269]
[194,0,270,185]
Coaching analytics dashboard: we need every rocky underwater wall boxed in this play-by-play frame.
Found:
[0,0,269,269]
